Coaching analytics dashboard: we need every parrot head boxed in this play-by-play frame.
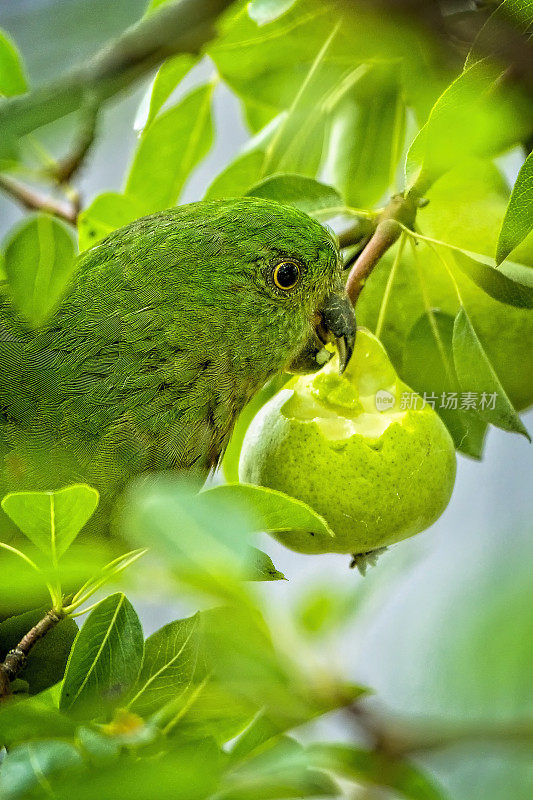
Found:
[165,197,356,379]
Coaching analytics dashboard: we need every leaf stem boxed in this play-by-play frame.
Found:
[375,232,406,339]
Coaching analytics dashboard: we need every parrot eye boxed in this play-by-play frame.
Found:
[273,260,301,291]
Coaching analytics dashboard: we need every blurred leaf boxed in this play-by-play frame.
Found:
[231,672,365,762]
[210,1,334,115]
[78,192,146,252]
[496,151,533,264]
[246,173,342,214]
[0,697,75,748]
[47,740,222,800]
[309,743,445,800]
[222,736,341,798]
[406,61,530,193]
[60,593,144,719]
[248,0,299,26]
[126,84,215,213]
[322,69,405,208]
[205,148,266,200]
[0,607,77,694]
[0,740,82,798]
[402,311,487,458]
[1,484,99,559]
[465,0,533,68]
[0,29,28,97]
[2,214,78,328]
[75,725,121,764]
[258,20,341,176]
[122,476,260,596]
[246,547,286,581]
[223,375,288,482]
[452,307,529,439]
[201,483,336,547]
[450,248,533,309]
[295,583,362,637]
[141,53,197,129]
[129,613,201,717]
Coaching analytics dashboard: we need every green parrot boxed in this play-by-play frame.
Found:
[0,197,355,532]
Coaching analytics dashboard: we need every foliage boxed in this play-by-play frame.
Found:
[0,0,531,798]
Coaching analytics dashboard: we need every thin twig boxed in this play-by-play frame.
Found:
[52,101,99,185]
[0,609,63,701]
[0,174,78,224]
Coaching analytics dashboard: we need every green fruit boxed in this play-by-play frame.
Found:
[239,329,456,556]
[357,158,533,412]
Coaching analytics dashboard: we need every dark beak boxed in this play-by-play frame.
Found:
[288,289,356,375]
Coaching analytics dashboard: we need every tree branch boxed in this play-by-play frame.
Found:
[0,0,235,141]
[344,193,419,305]
[0,609,63,701]
[0,175,78,224]
[52,100,99,185]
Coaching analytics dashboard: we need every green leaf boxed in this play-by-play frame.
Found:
[406,61,529,193]
[322,70,405,208]
[1,484,99,560]
[128,613,201,717]
[246,547,286,581]
[60,593,144,718]
[295,583,363,637]
[246,173,342,214]
[0,740,82,797]
[204,148,266,200]
[121,476,278,594]
[0,607,78,694]
[223,737,341,798]
[0,698,75,748]
[248,0,299,26]
[465,0,533,69]
[78,192,146,252]
[497,151,533,264]
[0,29,28,97]
[201,483,336,551]
[309,743,445,800]
[2,214,78,327]
[452,307,530,439]
[402,311,487,459]
[46,742,222,800]
[230,679,365,762]
[126,83,215,213]
[451,248,533,309]
[141,54,197,129]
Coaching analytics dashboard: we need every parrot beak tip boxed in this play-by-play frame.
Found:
[320,290,356,375]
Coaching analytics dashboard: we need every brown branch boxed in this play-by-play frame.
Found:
[52,101,99,185]
[0,609,63,702]
[348,702,533,757]
[344,193,419,305]
[0,0,235,141]
[0,175,78,225]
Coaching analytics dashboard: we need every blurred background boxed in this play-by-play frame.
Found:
[0,2,532,798]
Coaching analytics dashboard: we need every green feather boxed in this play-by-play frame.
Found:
[0,198,341,530]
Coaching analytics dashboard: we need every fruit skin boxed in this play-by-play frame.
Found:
[239,329,456,555]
